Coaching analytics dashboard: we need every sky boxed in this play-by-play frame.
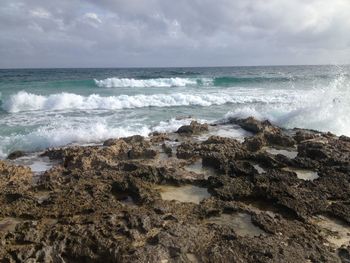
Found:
[1,0,350,68]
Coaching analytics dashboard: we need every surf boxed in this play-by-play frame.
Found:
[2,90,294,113]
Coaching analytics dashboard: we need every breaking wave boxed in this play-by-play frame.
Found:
[0,118,203,158]
[2,90,294,113]
[93,75,300,88]
[225,72,350,136]
[94,77,200,88]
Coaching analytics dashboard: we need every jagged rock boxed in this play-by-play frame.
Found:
[294,130,319,143]
[149,132,169,143]
[231,117,280,134]
[263,131,296,147]
[0,160,32,188]
[0,118,349,262]
[243,135,265,152]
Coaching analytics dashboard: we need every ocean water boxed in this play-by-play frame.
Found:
[0,65,349,158]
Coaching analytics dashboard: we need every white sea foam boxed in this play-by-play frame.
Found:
[225,73,350,136]
[0,122,152,158]
[94,77,199,88]
[0,117,208,158]
[2,70,349,159]
[2,91,293,113]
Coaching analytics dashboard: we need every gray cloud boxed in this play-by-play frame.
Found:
[0,0,349,68]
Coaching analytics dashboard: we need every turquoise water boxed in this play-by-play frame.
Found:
[0,65,349,158]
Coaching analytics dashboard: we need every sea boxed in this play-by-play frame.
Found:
[0,65,349,159]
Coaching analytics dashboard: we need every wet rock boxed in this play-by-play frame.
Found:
[231,117,280,134]
[176,121,209,135]
[298,137,350,167]
[176,142,199,159]
[340,135,350,142]
[264,131,296,147]
[161,143,172,157]
[149,132,169,143]
[294,130,319,143]
[7,150,25,160]
[338,247,350,263]
[243,135,265,152]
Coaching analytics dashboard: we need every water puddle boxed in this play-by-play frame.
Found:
[0,217,21,233]
[265,147,298,159]
[40,218,58,226]
[151,144,169,160]
[10,153,57,174]
[245,200,277,218]
[158,185,210,204]
[152,140,180,160]
[312,215,350,248]
[252,164,266,174]
[184,159,216,179]
[206,212,265,237]
[34,191,51,204]
[113,192,136,205]
[186,253,199,263]
[195,125,252,142]
[283,167,319,181]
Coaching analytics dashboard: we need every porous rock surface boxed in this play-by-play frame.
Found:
[0,117,349,262]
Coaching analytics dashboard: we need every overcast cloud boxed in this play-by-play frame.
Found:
[1,0,350,68]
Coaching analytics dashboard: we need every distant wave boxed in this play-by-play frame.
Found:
[94,77,200,88]
[212,76,294,86]
[93,75,298,88]
[2,91,293,113]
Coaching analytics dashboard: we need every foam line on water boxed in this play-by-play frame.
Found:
[93,75,309,88]
[94,77,200,88]
[2,90,295,113]
[0,118,204,158]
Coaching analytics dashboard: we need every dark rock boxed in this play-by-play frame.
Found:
[161,143,172,157]
[232,117,280,134]
[264,131,296,147]
[243,135,265,152]
[338,247,350,263]
[7,150,25,160]
[176,121,209,135]
[294,130,319,143]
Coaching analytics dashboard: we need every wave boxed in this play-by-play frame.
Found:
[0,118,202,158]
[0,122,151,158]
[2,91,294,113]
[224,72,350,136]
[93,75,298,88]
[94,77,199,88]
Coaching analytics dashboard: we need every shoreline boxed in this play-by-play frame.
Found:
[0,117,349,262]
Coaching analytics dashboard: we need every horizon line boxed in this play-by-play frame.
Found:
[0,63,349,70]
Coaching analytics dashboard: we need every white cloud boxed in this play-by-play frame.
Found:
[0,0,350,68]
[82,12,102,27]
[30,7,51,19]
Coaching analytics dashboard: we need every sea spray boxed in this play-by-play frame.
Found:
[225,70,350,135]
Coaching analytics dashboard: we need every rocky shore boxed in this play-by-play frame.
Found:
[0,117,350,263]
